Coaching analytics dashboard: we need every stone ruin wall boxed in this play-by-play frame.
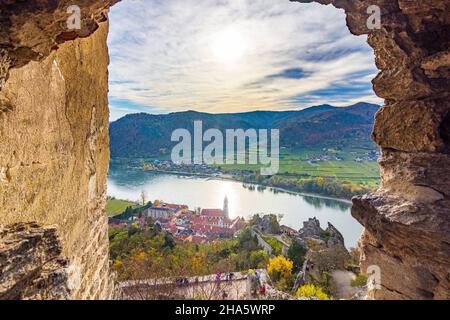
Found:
[0,0,449,299]
[0,1,117,299]
[296,0,450,299]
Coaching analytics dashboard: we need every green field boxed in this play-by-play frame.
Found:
[112,146,381,193]
[216,147,381,189]
[106,198,140,216]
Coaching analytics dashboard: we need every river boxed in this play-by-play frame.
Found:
[107,161,363,248]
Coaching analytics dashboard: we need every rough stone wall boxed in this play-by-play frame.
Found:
[296,0,450,299]
[0,0,119,87]
[0,19,112,299]
[0,223,71,300]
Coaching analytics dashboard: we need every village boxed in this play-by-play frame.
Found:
[110,198,369,300]
[143,160,224,176]
[306,150,380,164]
[142,159,251,177]
[109,196,246,244]
[141,150,381,177]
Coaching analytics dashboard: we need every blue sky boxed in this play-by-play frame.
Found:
[107,0,382,120]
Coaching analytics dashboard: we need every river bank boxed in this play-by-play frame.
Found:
[107,163,362,248]
[141,167,354,204]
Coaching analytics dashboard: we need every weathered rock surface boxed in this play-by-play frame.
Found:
[297,217,322,241]
[373,99,450,153]
[251,214,281,234]
[296,0,450,299]
[379,150,450,201]
[325,223,345,247]
[0,20,113,299]
[0,0,119,89]
[0,223,71,300]
[295,218,351,292]
[296,217,346,248]
[353,193,450,299]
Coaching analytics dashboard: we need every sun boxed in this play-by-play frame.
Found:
[211,27,248,66]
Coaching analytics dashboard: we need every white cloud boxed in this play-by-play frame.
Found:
[107,0,381,119]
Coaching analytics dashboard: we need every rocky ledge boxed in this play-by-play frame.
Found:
[0,223,71,300]
[352,193,450,299]
[0,0,120,89]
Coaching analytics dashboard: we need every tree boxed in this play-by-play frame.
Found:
[153,199,161,207]
[249,214,262,227]
[191,252,207,275]
[249,250,269,269]
[297,284,330,300]
[287,240,307,272]
[140,190,147,206]
[163,232,176,249]
[267,255,293,281]
[237,228,259,252]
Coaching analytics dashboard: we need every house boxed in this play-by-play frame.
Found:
[157,198,245,242]
[157,203,188,211]
[145,207,176,220]
[144,202,188,220]
[108,217,132,228]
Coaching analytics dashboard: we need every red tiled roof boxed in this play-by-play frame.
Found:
[230,217,245,229]
[166,225,178,234]
[160,211,245,242]
[200,209,225,217]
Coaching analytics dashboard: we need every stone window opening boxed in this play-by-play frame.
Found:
[0,0,448,300]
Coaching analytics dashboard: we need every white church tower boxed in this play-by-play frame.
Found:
[223,196,229,218]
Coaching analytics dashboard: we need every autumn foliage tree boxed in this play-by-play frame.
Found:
[267,256,293,281]
[297,284,330,300]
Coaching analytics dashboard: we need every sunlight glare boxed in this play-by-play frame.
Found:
[211,27,248,66]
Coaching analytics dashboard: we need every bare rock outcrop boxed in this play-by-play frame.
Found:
[296,218,346,248]
[251,214,281,234]
[0,7,114,299]
[0,223,71,300]
[294,218,351,293]
[353,194,450,299]
[296,0,450,299]
[297,217,322,241]
[0,0,119,90]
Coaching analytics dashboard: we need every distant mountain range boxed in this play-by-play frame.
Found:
[109,102,380,158]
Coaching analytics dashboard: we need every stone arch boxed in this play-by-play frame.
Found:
[0,0,449,300]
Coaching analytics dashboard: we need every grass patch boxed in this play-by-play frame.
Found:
[262,236,284,256]
[106,198,140,216]
[351,274,368,287]
[216,147,380,188]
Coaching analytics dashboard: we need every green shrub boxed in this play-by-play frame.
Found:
[351,274,368,287]
[263,237,283,256]
[297,284,331,300]
[287,240,307,272]
[249,250,269,269]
